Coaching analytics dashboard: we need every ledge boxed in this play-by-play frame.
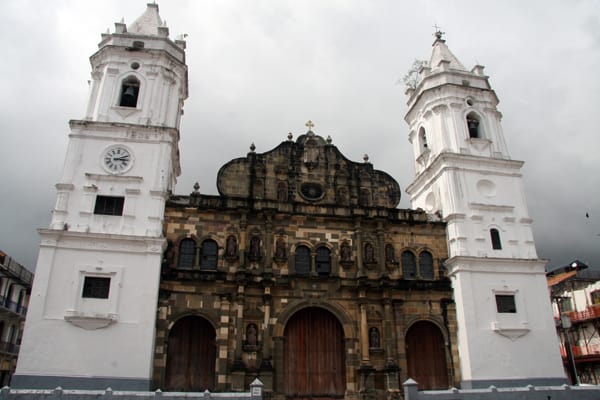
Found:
[64,313,118,330]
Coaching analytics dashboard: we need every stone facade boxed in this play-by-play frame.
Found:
[155,131,459,399]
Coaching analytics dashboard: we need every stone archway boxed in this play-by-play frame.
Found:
[405,320,449,389]
[284,307,346,400]
[165,315,216,391]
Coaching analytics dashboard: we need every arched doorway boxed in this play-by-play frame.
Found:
[405,321,449,389]
[284,307,346,399]
[165,315,216,391]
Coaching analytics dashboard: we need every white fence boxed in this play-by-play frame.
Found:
[403,379,600,400]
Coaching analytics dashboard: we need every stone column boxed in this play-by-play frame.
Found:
[383,296,394,364]
[376,222,385,277]
[272,336,285,395]
[218,294,232,391]
[234,287,245,361]
[383,295,400,395]
[354,219,363,277]
[231,287,246,390]
[264,214,273,274]
[359,296,370,365]
[239,212,247,268]
[262,290,272,359]
[259,289,274,392]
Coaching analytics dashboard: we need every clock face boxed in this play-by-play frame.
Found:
[102,146,133,174]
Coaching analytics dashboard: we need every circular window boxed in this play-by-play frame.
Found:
[131,62,140,70]
[466,98,474,106]
[300,183,324,201]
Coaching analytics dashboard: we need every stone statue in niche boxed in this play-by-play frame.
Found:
[385,244,396,263]
[277,182,288,202]
[246,323,258,346]
[226,235,238,258]
[369,327,380,348]
[275,238,286,259]
[364,243,375,264]
[340,241,352,262]
[359,189,370,207]
[303,139,319,168]
[337,187,348,206]
[249,236,261,259]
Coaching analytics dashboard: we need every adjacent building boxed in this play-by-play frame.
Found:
[0,250,33,386]
[548,260,600,385]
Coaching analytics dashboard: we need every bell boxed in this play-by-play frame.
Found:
[120,86,137,107]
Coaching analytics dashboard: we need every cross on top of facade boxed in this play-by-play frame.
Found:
[305,120,315,131]
[433,25,445,40]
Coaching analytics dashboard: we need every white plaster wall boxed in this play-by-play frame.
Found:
[16,26,187,385]
[449,259,565,381]
[49,124,178,237]
[16,232,163,379]
[85,36,186,129]
[406,50,565,385]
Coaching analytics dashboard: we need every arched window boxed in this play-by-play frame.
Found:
[402,251,417,280]
[419,251,434,280]
[490,228,502,250]
[295,246,310,275]
[200,240,218,270]
[418,127,428,152]
[119,76,140,108]
[316,247,331,275]
[178,238,196,269]
[466,112,481,138]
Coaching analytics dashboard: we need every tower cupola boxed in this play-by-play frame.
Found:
[84,3,188,128]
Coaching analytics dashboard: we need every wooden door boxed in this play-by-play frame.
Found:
[405,321,449,389]
[284,307,346,400]
[165,316,216,391]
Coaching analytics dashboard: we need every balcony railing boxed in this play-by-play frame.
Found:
[0,341,20,355]
[0,296,27,316]
[560,343,600,358]
[565,304,600,322]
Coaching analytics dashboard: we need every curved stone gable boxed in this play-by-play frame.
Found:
[216,131,401,208]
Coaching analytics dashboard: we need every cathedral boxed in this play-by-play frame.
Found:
[13,4,567,399]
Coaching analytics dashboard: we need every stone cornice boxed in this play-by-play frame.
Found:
[445,256,548,276]
[38,229,166,254]
[406,151,524,196]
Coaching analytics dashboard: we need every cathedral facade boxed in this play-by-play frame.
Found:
[154,129,458,396]
[14,3,566,398]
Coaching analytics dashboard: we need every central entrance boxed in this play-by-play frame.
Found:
[284,307,346,400]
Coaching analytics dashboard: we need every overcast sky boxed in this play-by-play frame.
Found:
[1,0,598,272]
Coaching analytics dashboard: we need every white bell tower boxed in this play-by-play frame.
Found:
[14,4,187,390]
[405,32,566,388]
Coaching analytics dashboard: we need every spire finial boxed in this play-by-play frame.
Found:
[433,25,445,41]
[305,120,315,132]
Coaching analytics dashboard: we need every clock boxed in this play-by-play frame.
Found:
[102,145,133,174]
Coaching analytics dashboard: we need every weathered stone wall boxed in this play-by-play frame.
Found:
[155,194,458,400]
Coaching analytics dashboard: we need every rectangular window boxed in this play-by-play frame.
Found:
[561,297,574,312]
[592,291,600,305]
[94,195,124,216]
[496,294,517,313]
[82,276,111,299]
